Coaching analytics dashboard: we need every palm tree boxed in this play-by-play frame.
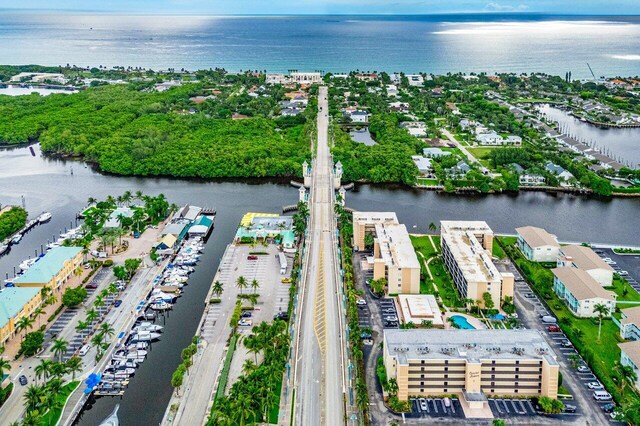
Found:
[236,276,248,295]
[16,316,35,339]
[99,322,115,339]
[0,358,11,380]
[614,361,638,394]
[23,384,45,411]
[428,222,437,232]
[86,308,99,325]
[593,303,610,341]
[356,379,369,412]
[242,359,257,375]
[32,307,45,328]
[212,281,224,297]
[34,359,52,384]
[49,362,67,379]
[250,279,260,294]
[122,190,133,207]
[75,320,89,336]
[52,338,69,363]
[65,356,83,380]
[94,295,105,310]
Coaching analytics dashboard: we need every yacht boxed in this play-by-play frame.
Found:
[38,212,52,223]
[126,341,148,351]
[150,301,172,311]
[130,330,161,341]
[98,404,119,426]
[133,322,163,332]
[19,258,37,271]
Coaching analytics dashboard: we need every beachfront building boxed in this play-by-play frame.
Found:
[617,306,640,341]
[13,247,83,291]
[406,74,425,86]
[618,341,640,391]
[552,267,616,318]
[516,226,560,262]
[383,329,560,403]
[440,221,514,307]
[557,245,614,286]
[266,72,322,85]
[352,212,420,294]
[235,213,296,250]
[0,287,43,346]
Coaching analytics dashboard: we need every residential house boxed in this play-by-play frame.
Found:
[519,174,546,186]
[389,102,410,113]
[516,226,560,262]
[406,74,424,86]
[386,84,399,97]
[617,306,640,341]
[552,267,616,318]
[400,121,427,137]
[545,162,574,182]
[412,156,433,176]
[345,110,369,123]
[618,341,640,391]
[557,245,614,286]
[104,207,135,229]
[423,147,452,158]
[446,161,471,178]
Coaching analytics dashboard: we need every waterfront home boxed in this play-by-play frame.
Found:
[355,72,378,82]
[557,245,614,286]
[516,226,560,262]
[104,207,135,229]
[519,174,546,186]
[476,131,522,146]
[10,72,67,84]
[411,156,433,176]
[618,341,640,391]
[545,162,574,182]
[445,161,471,178]
[552,267,616,318]
[343,110,369,123]
[617,306,640,341]
[423,147,451,158]
[281,108,303,117]
[13,247,83,291]
[0,287,43,346]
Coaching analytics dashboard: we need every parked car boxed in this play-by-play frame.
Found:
[19,375,28,385]
[548,325,560,332]
[619,271,629,276]
[238,319,253,327]
[419,398,428,411]
[593,391,612,401]
[524,293,535,298]
[601,403,616,413]
[541,316,557,324]
[114,300,123,308]
[384,315,398,322]
[360,332,372,339]
[561,339,572,348]
[356,299,367,306]
[383,308,396,313]
[577,366,591,373]
[610,411,623,420]
[587,381,603,390]
[563,404,576,413]
[241,311,252,318]
[274,312,289,321]
[443,397,451,408]
[86,283,98,289]
[247,255,258,260]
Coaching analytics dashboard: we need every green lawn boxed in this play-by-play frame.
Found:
[492,242,507,259]
[466,147,494,159]
[417,178,440,186]
[500,238,639,406]
[610,276,640,305]
[410,235,439,259]
[40,381,80,426]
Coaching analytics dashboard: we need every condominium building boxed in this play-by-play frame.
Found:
[13,246,83,291]
[516,226,560,262]
[618,306,640,341]
[440,221,514,307]
[353,212,420,294]
[0,287,43,345]
[552,267,616,318]
[383,329,560,404]
[557,245,614,287]
[618,341,640,391]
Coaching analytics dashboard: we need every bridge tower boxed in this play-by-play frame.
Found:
[298,186,307,203]
[333,161,343,189]
[303,160,312,188]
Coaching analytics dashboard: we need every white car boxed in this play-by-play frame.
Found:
[419,398,428,411]
[356,299,367,306]
[384,316,398,322]
[619,271,629,276]
[238,319,253,327]
[587,381,603,390]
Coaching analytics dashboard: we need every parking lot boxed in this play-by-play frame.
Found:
[488,398,537,417]
[595,247,640,291]
[406,397,464,420]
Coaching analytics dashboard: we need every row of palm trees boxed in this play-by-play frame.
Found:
[208,321,289,425]
[15,287,57,341]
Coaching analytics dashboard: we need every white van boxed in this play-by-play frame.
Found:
[593,390,612,401]
[79,344,91,357]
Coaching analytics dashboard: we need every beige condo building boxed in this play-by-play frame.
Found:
[383,329,560,405]
[353,212,420,294]
[440,221,514,307]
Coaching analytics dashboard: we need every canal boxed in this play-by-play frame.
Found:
[0,144,639,425]
[537,104,640,168]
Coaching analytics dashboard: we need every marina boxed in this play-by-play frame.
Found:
[0,211,53,258]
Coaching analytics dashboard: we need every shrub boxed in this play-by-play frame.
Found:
[209,298,221,304]
[19,331,44,357]
[103,259,114,267]
[62,286,88,307]
[0,382,13,407]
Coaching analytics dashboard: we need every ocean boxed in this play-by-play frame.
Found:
[0,12,639,77]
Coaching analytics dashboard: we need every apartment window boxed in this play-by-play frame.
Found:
[516,361,520,365]
[539,367,543,373]
[491,367,495,372]
[514,389,518,394]
[491,375,495,379]
[421,381,424,385]
[421,388,424,393]
[444,367,449,372]
[421,360,425,364]
[421,367,425,372]
[515,367,519,372]
[491,382,495,386]
[445,360,449,365]
[444,382,448,386]
[444,388,448,393]
[492,360,496,364]
[444,374,448,379]
[491,389,495,393]
[515,375,519,379]
[421,374,424,379]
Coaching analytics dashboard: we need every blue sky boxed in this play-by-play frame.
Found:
[3,0,640,15]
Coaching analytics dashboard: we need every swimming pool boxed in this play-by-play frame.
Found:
[450,315,476,330]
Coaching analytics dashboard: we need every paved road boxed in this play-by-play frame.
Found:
[292,86,346,426]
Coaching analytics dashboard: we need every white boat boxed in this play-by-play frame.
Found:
[126,342,148,351]
[112,359,138,368]
[38,212,52,223]
[19,258,37,271]
[11,234,22,244]
[141,312,156,320]
[47,242,61,250]
[130,331,161,341]
[134,322,163,332]
[150,301,172,311]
